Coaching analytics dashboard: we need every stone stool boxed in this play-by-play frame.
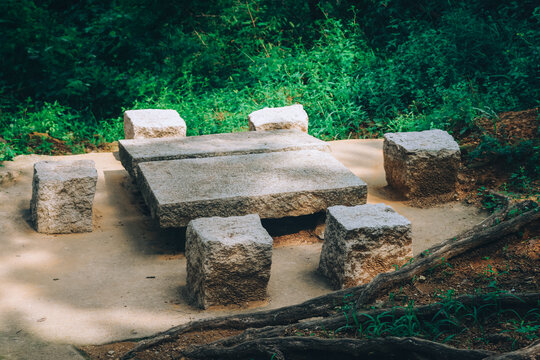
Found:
[248,104,308,133]
[318,203,412,289]
[185,214,273,309]
[124,109,187,139]
[30,160,97,234]
[383,129,460,200]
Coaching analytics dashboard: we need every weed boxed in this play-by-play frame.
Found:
[428,257,453,275]
[338,291,539,349]
[477,187,506,212]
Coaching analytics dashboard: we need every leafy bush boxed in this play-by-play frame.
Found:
[0,1,538,161]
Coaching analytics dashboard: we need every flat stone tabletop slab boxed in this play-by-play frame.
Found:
[137,150,367,228]
[119,129,329,177]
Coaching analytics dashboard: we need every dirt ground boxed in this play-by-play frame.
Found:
[0,139,489,359]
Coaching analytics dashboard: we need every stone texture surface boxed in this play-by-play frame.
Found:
[30,160,97,234]
[124,109,187,139]
[318,203,412,289]
[119,129,329,178]
[137,150,367,228]
[186,214,273,309]
[248,104,308,132]
[383,130,460,200]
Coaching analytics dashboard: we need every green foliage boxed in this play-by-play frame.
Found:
[1,0,539,161]
[470,137,540,181]
[0,101,123,158]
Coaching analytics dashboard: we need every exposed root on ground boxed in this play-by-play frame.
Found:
[183,336,495,360]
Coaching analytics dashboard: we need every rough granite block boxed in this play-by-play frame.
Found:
[30,160,97,234]
[124,109,187,139]
[248,104,308,132]
[118,129,329,178]
[186,214,273,309]
[383,130,460,200]
[318,203,412,289]
[137,150,367,228]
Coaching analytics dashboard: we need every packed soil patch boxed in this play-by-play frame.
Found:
[80,329,242,360]
[371,222,539,353]
[456,108,539,202]
[472,108,539,145]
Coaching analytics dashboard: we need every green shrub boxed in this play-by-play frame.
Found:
[0,1,538,160]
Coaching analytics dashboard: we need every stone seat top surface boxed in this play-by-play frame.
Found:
[119,129,329,176]
[124,109,184,127]
[189,214,272,246]
[329,203,411,231]
[138,150,366,204]
[34,160,96,181]
[249,104,307,124]
[384,129,459,153]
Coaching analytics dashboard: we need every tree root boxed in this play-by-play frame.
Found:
[354,200,538,308]
[200,292,540,349]
[485,339,540,359]
[182,336,495,360]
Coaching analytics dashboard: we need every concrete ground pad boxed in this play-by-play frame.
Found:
[0,140,487,359]
[137,150,368,228]
[119,129,329,177]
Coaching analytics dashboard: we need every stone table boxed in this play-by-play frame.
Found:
[137,150,368,228]
[119,129,329,178]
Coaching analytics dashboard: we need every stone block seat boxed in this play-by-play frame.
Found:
[118,129,329,178]
[137,150,368,228]
[124,109,187,139]
[186,214,273,309]
[383,129,460,200]
[248,104,308,133]
[318,203,412,289]
[30,160,98,234]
